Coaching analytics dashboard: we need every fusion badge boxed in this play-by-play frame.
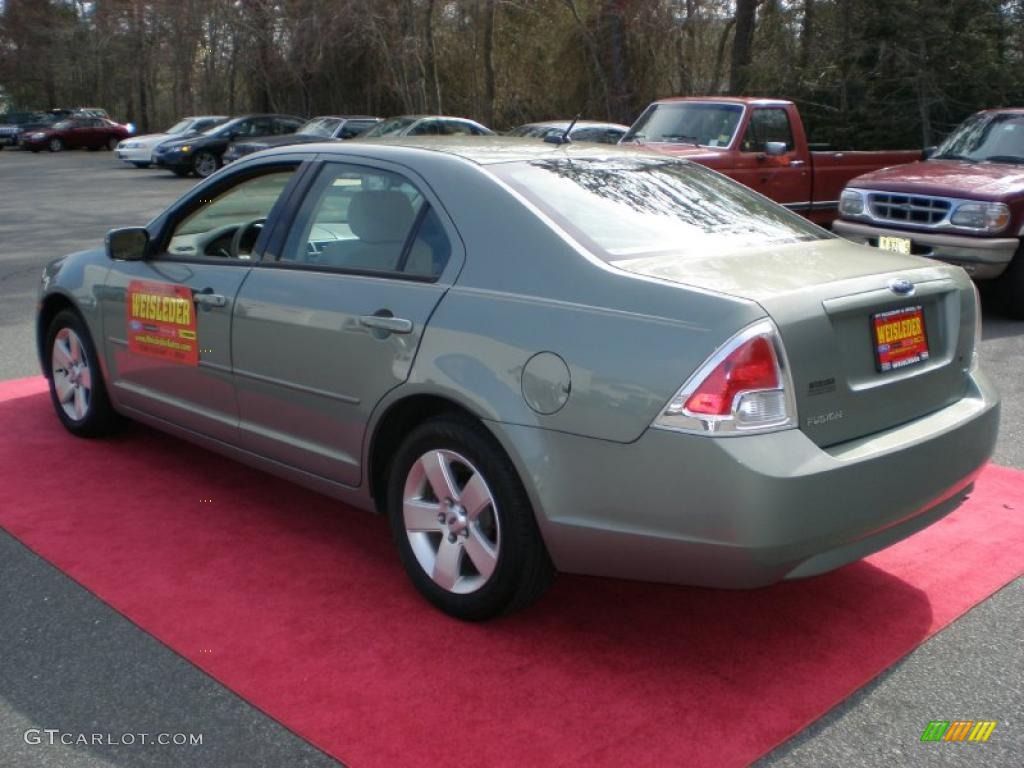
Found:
[126,279,199,365]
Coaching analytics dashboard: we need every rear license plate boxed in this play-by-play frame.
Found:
[872,305,929,371]
[878,235,911,254]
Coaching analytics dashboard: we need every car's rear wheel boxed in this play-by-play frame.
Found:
[46,310,122,437]
[48,138,63,152]
[132,162,150,169]
[992,243,1024,320]
[387,415,553,620]
[193,151,219,178]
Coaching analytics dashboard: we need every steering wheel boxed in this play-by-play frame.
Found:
[230,218,267,260]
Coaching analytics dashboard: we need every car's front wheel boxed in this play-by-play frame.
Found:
[387,415,553,620]
[106,137,119,151]
[46,309,122,437]
[193,151,219,178]
[48,138,64,152]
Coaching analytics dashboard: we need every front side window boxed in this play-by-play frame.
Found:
[491,158,826,262]
[622,102,743,148]
[165,169,297,259]
[281,164,451,278]
[740,108,794,153]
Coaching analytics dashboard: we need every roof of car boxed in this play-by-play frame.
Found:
[267,135,662,166]
[519,120,629,131]
[653,96,792,107]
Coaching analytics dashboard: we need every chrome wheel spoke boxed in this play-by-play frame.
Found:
[404,499,443,533]
[52,340,72,372]
[464,527,498,580]
[432,538,463,591]
[54,375,74,404]
[78,365,92,390]
[68,332,81,364]
[73,386,87,419]
[460,472,491,520]
[422,450,458,502]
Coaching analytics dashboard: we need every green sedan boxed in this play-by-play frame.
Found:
[36,138,999,620]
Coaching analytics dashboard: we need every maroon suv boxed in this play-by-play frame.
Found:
[20,116,134,153]
[834,108,1024,317]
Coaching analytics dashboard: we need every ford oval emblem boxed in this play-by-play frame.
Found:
[889,278,915,296]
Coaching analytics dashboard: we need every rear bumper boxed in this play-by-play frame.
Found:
[493,370,999,588]
[833,219,1018,280]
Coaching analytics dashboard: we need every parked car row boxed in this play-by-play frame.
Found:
[0,107,126,149]
[6,99,1021,310]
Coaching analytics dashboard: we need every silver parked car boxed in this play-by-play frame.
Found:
[37,138,999,620]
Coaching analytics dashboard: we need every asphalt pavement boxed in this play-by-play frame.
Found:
[1,149,1021,767]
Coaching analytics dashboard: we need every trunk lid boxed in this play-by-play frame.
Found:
[614,238,976,447]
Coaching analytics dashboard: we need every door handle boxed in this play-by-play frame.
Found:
[789,159,806,167]
[193,290,227,308]
[359,315,413,334]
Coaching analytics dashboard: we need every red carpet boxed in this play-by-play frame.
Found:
[1,376,1022,767]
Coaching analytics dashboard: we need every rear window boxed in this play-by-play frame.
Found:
[490,157,827,261]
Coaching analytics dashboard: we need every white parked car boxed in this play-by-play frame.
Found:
[116,115,228,168]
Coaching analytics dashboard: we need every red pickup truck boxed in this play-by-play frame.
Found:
[620,97,924,225]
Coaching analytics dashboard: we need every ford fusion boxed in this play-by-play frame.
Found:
[37,138,999,620]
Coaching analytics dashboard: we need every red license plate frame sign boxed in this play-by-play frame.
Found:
[872,305,929,372]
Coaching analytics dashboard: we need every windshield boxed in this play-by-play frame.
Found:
[361,117,418,138]
[166,119,193,134]
[203,119,240,137]
[933,112,1024,164]
[298,118,342,138]
[491,157,825,261]
[622,102,743,148]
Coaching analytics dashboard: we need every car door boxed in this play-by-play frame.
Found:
[732,107,811,211]
[100,162,303,442]
[231,159,462,486]
[66,118,90,148]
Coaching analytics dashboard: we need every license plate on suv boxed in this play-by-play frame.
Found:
[878,235,912,254]
[872,305,929,372]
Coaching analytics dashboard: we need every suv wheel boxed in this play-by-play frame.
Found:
[193,151,219,178]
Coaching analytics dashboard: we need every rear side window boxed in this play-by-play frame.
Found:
[741,109,794,153]
[280,164,451,278]
[491,157,826,261]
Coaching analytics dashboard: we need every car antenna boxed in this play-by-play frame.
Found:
[545,113,581,145]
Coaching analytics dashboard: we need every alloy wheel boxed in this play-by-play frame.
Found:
[402,449,501,595]
[194,152,217,177]
[51,327,92,421]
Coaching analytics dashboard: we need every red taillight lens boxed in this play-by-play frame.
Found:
[684,336,779,416]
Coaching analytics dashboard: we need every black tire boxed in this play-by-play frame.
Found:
[171,167,192,177]
[45,309,123,438]
[387,414,554,621]
[107,136,119,151]
[991,244,1024,320]
[132,162,151,169]
[48,137,64,152]
[192,151,219,178]
[30,148,40,153]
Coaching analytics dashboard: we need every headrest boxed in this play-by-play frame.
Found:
[348,190,415,244]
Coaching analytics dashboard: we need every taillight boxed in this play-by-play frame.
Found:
[653,319,796,435]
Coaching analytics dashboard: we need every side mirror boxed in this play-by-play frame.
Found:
[922,146,937,159]
[106,227,149,261]
[764,141,788,157]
